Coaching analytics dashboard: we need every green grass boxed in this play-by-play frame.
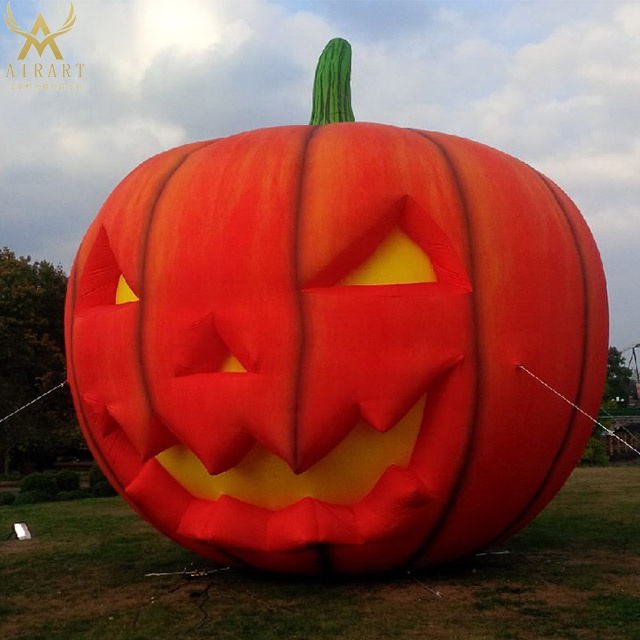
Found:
[1,466,640,639]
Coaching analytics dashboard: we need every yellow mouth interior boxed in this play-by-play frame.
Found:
[156,397,425,509]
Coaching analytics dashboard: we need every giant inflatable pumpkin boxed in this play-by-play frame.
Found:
[65,39,608,575]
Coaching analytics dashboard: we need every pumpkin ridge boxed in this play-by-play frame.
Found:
[402,130,483,568]
[121,139,253,571]
[291,126,321,474]
[136,141,219,464]
[480,172,592,548]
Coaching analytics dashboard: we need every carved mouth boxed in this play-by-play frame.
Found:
[155,396,425,509]
[123,394,442,563]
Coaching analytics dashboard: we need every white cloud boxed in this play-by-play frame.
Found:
[54,117,186,171]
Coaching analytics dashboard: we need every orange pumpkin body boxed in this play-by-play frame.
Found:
[65,123,608,574]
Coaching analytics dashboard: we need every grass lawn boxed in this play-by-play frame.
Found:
[1,466,639,639]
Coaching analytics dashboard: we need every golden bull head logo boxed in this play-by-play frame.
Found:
[4,2,76,60]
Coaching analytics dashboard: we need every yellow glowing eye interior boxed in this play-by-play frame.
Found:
[339,228,437,286]
[115,274,139,304]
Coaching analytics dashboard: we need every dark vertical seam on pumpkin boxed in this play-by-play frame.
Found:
[135,144,210,441]
[291,126,330,575]
[291,126,319,472]
[133,140,249,569]
[477,172,591,549]
[402,129,483,569]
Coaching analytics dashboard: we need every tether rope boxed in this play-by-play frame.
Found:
[0,380,67,425]
[517,364,640,457]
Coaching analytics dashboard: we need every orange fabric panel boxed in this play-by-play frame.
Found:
[407,132,608,567]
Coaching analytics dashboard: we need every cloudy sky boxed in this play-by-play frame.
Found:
[0,0,638,352]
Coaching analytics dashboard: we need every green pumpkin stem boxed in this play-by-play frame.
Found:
[310,38,356,125]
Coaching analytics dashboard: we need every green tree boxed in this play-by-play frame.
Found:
[582,346,637,466]
[603,346,636,407]
[0,247,80,474]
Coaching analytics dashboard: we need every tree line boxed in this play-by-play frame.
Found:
[0,245,638,475]
[0,247,81,475]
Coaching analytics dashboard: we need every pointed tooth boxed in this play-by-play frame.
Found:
[176,424,255,476]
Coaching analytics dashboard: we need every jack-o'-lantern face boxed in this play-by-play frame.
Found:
[65,121,608,575]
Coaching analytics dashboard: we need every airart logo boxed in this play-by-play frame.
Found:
[3,2,85,89]
[5,1,75,59]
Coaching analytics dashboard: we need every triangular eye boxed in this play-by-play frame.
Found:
[338,227,437,286]
[219,353,248,373]
[115,274,140,304]
[74,226,140,313]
